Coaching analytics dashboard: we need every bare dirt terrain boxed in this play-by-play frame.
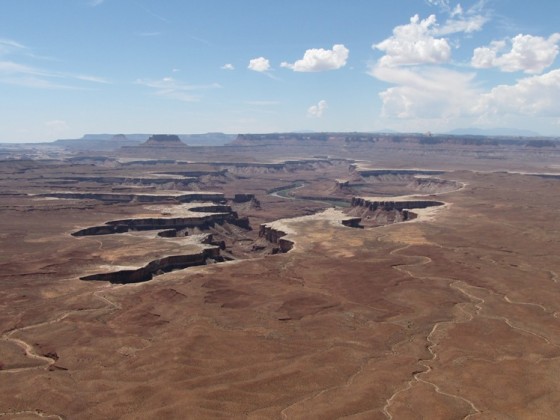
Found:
[1,134,560,419]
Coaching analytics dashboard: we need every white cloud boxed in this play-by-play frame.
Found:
[426,0,453,11]
[0,77,69,89]
[248,57,270,72]
[436,14,487,35]
[474,69,560,117]
[427,0,483,16]
[0,71,77,89]
[0,60,108,89]
[369,62,560,126]
[75,74,110,84]
[221,63,235,70]
[89,0,104,6]
[0,39,26,55]
[307,100,328,118]
[367,3,559,132]
[136,77,220,102]
[281,44,349,72]
[0,39,109,89]
[472,33,560,74]
[424,0,488,35]
[0,60,35,74]
[373,15,451,67]
[451,4,463,17]
[371,64,478,119]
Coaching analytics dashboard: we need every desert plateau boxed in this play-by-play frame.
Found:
[1,132,559,418]
[4,0,560,417]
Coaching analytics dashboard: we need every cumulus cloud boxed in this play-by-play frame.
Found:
[472,33,560,74]
[371,64,478,119]
[136,77,220,101]
[373,15,451,67]
[368,3,559,130]
[369,62,560,124]
[248,57,270,72]
[221,63,235,70]
[281,44,349,72]
[307,100,328,118]
[474,69,560,117]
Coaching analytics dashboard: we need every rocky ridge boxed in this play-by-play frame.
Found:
[81,234,222,284]
[348,196,446,225]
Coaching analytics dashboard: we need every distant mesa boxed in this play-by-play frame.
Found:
[141,134,187,147]
[111,134,129,142]
[231,131,559,148]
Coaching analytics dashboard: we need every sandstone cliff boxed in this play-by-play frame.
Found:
[81,243,222,284]
[348,197,445,225]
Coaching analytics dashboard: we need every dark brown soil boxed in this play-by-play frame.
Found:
[1,140,559,419]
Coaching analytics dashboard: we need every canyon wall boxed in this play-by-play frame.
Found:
[81,247,221,284]
[350,197,443,211]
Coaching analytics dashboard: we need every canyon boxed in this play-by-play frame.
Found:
[1,133,559,419]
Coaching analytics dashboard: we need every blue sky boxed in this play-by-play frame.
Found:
[1,0,560,142]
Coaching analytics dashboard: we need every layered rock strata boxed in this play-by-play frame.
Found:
[81,242,222,284]
[350,197,444,211]
[354,168,445,177]
[349,197,445,224]
[72,206,249,237]
[258,225,294,253]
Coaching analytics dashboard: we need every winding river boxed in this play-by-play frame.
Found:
[269,182,351,208]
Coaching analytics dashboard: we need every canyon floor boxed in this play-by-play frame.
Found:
[1,137,560,419]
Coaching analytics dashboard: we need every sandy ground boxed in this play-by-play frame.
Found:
[1,153,560,419]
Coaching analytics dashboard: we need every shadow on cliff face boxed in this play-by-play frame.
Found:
[75,201,276,284]
[345,198,444,227]
[81,248,224,284]
[74,186,446,284]
[71,203,250,237]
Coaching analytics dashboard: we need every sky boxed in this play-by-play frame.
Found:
[1,0,560,142]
